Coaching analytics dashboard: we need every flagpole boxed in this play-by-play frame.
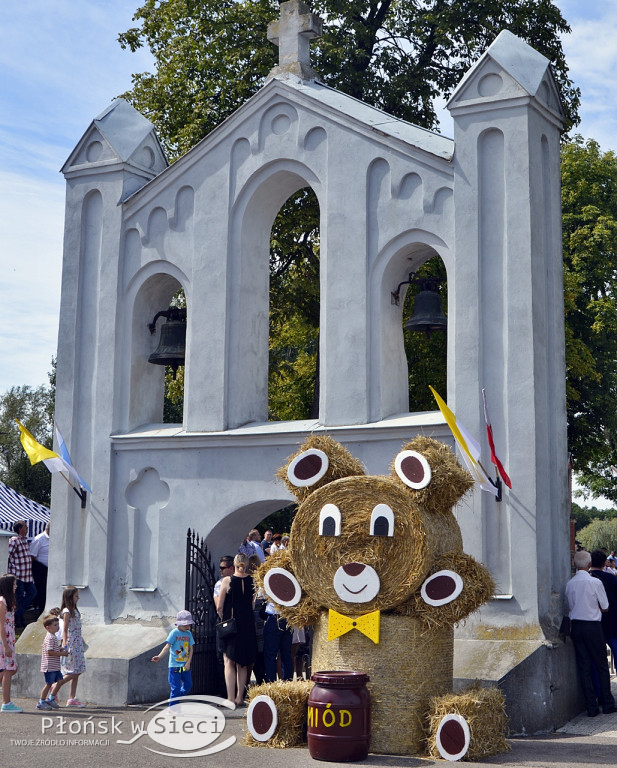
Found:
[474,457,502,501]
[58,472,88,509]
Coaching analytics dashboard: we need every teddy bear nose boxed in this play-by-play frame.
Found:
[343,563,365,577]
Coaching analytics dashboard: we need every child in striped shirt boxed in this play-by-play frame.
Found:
[38,614,68,710]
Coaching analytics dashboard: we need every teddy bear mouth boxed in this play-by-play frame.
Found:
[343,584,368,595]
[333,563,380,603]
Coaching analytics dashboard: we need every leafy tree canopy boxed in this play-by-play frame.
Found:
[577,518,617,554]
[122,0,578,424]
[562,137,617,500]
[571,502,617,534]
[0,384,54,506]
[119,0,579,159]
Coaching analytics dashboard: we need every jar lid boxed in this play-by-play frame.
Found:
[311,670,370,686]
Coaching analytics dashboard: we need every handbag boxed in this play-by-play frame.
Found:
[216,602,237,639]
[216,617,237,638]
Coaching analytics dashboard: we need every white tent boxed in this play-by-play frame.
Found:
[0,480,50,538]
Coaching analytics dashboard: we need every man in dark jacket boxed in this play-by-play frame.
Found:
[590,549,617,659]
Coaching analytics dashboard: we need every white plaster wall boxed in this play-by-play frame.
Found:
[449,54,568,634]
[102,418,453,623]
[51,36,568,639]
[119,83,455,434]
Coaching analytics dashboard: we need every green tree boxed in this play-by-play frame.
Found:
[160,288,186,423]
[268,189,320,420]
[120,1,578,422]
[0,385,54,506]
[119,0,579,159]
[403,257,448,411]
[571,502,617,533]
[562,138,617,501]
[258,503,297,535]
[577,518,617,554]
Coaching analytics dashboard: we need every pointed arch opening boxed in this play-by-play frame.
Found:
[371,234,449,421]
[128,270,189,430]
[268,187,320,421]
[228,162,322,428]
[402,254,448,412]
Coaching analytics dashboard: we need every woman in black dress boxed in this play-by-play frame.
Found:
[216,553,257,705]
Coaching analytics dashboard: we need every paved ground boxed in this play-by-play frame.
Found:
[2,687,617,768]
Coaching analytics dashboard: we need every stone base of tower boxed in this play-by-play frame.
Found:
[14,622,170,707]
[454,638,583,735]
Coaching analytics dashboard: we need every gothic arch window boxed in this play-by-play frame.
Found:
[370,235,449,422]
[228,163,323,428]
[402,254,448,413]
[128,270,188,430]
[268,187,320,421]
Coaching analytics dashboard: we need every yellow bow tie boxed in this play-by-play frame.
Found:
[327,609,380,644]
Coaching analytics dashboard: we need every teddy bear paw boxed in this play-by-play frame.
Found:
[420,570,464,606]
[434,713,471,761]
[263,567,302,606]
[247,695,279,742]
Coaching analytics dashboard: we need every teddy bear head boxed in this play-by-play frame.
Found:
[273,434,473,616]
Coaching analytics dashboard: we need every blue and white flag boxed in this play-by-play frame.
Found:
[54,422,92,493]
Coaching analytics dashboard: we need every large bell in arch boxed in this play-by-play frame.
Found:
[148,307,186,378]
[404,277,447,338]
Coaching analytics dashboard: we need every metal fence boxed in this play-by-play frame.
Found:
[185,528,223,695]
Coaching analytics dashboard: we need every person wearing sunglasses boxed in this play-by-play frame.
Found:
[214,557,234,601]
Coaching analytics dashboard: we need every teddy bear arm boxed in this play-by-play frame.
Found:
[277,594,321,629]
[255,553,321,628]
[396,552,495,629]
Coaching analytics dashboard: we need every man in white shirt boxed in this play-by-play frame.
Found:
[30,522,50,616]
[565,550,617,717]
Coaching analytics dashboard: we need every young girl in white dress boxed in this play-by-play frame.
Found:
[60,586,86,707]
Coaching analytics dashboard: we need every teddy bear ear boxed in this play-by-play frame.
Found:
[287,448,329,488]
[393,450,432,489]
[278,435,366,501]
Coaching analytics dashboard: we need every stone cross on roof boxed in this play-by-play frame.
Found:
[267,0,322,82]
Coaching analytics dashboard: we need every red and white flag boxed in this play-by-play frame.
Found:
[482,389,512,489]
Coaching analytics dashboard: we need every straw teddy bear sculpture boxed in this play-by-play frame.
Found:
[252,434,498,759]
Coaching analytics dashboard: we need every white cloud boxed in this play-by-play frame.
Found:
[0,1,153,392]
[0,171,64,391]
[555,0,617,150]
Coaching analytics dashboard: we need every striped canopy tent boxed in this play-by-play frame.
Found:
[0,481,50,538]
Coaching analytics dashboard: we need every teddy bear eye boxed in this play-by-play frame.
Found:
[319,503,341,536]
[370,504,394,536]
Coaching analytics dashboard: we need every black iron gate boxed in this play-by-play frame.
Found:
[185,528,222,695]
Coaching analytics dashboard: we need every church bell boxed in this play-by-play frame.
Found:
[404,277,447,338]
[147,307,186,378]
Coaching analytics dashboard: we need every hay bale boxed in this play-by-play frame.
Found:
[291,477,434,614]
[311,612,453,755]
[243,680,314,748]
[396,552,496,630]
[426,685,509,761]
[391,436,474,515]
[277,434,365,502]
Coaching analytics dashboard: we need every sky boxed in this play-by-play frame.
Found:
[0,1,616,505]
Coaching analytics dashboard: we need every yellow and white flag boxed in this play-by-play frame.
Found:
[429,387,498,497]
[16,420,69,476]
